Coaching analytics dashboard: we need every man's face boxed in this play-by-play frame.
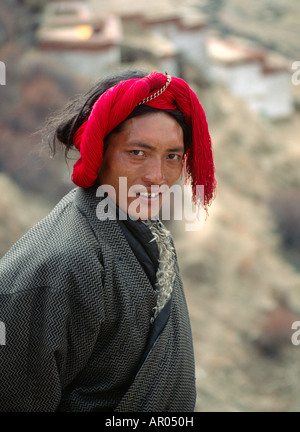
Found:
[98,112,185,220]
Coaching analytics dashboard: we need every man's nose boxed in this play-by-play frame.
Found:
[142,158,166,184]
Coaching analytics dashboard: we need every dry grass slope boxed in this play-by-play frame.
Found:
[171,83,300,412]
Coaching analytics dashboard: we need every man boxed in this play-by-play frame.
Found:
[0,70,216,411]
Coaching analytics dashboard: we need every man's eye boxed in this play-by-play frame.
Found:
[130,150,144,156]
[168,154,181,160]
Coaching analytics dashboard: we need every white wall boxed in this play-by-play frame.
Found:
[210,59,293,119]
[146,21,178,40]
[218,62,263,98]
[157,56,179,77]
[144,21,210,76]
[173,27,209,74]
[260,72,293,119]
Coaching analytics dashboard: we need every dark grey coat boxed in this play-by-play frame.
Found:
[0,186,196,412]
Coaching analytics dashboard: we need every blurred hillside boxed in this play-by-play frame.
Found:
[172,83,300,411]
[198,0,300,60]
[1,0,300,412]
[0,0,89,204]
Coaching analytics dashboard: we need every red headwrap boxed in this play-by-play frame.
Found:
[72,71,216,209]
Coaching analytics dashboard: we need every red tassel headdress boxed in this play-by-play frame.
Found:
[72,72,216,209]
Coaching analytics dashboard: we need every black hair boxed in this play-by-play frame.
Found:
[42,69,190,159]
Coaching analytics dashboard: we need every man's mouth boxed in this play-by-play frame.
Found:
[137,192,160,199]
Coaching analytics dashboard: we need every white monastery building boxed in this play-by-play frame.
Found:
[37,0,294,120]
[208,37,293,119]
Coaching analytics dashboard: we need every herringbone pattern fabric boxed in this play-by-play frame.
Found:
[0,186,196,412]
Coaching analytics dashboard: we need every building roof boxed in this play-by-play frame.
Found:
[262,52,290,74]
[208,36,265,66]
[36,13,122,51]
[208,36,289,74]
[41,1,93,27]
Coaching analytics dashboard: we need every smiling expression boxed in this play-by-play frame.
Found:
[98,112,185,220]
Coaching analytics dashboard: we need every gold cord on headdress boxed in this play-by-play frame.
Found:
[138,75,171,106]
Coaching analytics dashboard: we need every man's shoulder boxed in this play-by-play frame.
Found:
[0,188,101,285]
[6,188,88,255]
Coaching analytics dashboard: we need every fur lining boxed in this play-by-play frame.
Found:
[145,220,176,322]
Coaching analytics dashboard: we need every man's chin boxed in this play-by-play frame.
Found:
[127,202,161,221]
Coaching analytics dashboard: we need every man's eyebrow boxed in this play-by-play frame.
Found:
[167,146,185,153]
[129,141,184,153]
